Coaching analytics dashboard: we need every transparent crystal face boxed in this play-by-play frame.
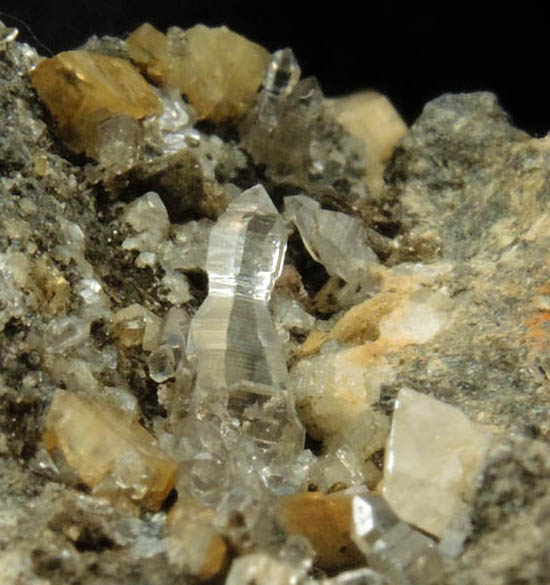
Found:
[189,185,288,392]
[263,48,301,98]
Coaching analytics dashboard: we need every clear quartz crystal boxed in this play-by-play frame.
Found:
[259,48,301,128]
[264,49,301,97]
[284,195,378,306]
[351,494,443,585]
[188,184,288,399]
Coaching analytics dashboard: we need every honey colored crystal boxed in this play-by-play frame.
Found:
[30,50,162,157]
[279,491,364,570]
[128,23,270,122]
[43,389,177,510]
[167,499,229,580]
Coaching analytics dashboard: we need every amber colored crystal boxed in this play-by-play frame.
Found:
[43,389,177,510]
[30,50,162,157]
[128,23,269,122]
[279,491,364,570]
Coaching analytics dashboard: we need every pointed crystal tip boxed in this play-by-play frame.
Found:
[264,48,301,98]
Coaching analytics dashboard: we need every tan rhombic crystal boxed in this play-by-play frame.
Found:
[167,498,228,580]
[43,389,177,510]
[383,387,491,538]
[279,491,364,570]
[328,91,408,197]
[30,50,162,157]
[128,23,270,122]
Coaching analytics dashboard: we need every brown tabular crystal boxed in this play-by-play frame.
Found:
[29,50,162,157]
[279,491,364,570]
[43,389,177,510]
[128,23,269,122]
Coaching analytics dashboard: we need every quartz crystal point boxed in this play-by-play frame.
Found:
[259,48,301,128]
[351,493,443,585]
[188,184,288,397]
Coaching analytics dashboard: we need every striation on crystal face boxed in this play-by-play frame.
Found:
[351,493,443,585]
[188,184,288,397]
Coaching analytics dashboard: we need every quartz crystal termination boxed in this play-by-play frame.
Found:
[188,184,288,401]
[351,493,443,585]
[258,48,301,128]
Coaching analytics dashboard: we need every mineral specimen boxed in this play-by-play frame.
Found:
[383,387,491,539]
[1,16,549,585]
[188,184,288,398]
[30,50,162,157]
[241,73,369,213]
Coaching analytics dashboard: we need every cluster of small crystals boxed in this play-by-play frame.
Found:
[0,18,494,584]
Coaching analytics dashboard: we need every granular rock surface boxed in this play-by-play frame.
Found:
[0,20,549,585]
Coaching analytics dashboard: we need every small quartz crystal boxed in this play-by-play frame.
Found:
[188,184,288,400]
[122,191,170,253]
[383,387,491,539]
[258,48,301,128]
[351,493,443,585]
[285,195,379,306]
[112,304,161,351]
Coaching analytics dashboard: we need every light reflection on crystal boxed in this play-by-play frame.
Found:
[351,494,443,585]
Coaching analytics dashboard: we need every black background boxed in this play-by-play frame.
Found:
[1,2,547,136]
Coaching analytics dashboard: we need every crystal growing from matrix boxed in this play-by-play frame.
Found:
[188,185,288,394]
[263,48,301,97]
[259,48,301,127]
